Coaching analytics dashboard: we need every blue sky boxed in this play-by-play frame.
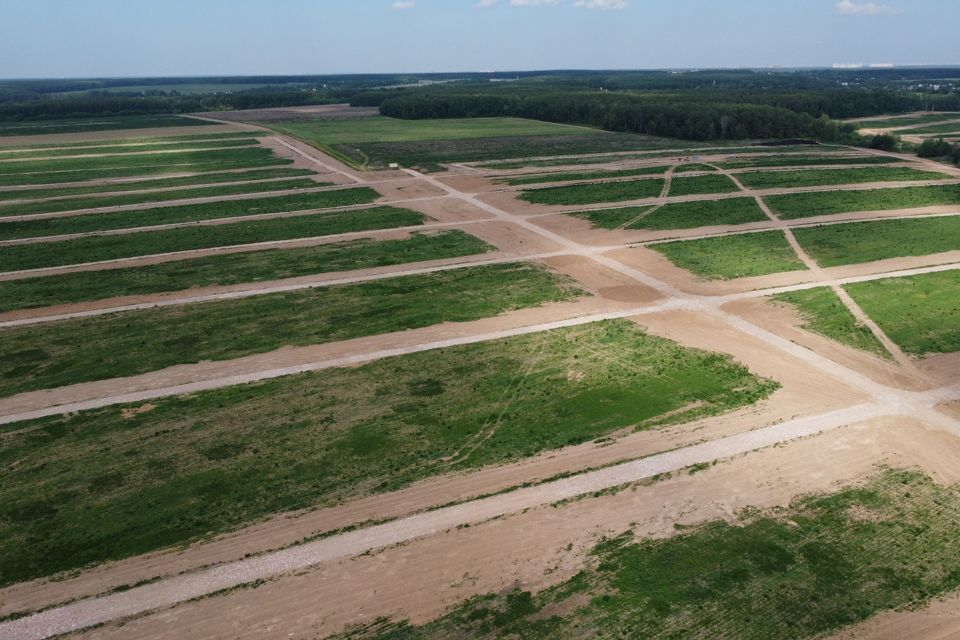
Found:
[1,0,957,79]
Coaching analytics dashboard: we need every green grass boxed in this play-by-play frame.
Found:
[793,216,960,267]
[846,270,960,355]
[0,319,778,585]
[651,231,806,279]
[736,167,950,190]
[773,287,889,357]
[766,184,960,220]
[342,469,960,640]
[499,165,668,186]
[897,122,960,135]
[0,263,582,397]
[667,174,740,196]
[718,155,898,169]
[0,231,491,313]
[0,167,316,202]
[570,206,654,229]
[572,198,767,231]
[0,131,259,151]
[673,163,716,173]
[0,178,326,217]
[851,113,960,128]
[0,115,215,137]
[0,137,259,160]
[0,187,381,241]
[0,205,420,272]
[520,179,665,206]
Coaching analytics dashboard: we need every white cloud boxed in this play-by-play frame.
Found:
[574,0,627,9]
[391,1,415,9]
[509,0,559,6]
[475,0,499,6]
[836,0,900,15]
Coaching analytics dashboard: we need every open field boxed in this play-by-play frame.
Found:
[895,122,960,135]
[573,198,766,231]
[718,155,898,169]
[343,470,960,640]
[765,184,960,219]
[673,163,715,173]
[773,288,888,357]
[735,166,951,189]
[520,178,665,206]
[0,205,423,271]
[0,131,260,151]
[0,115,215,137]
[0,263,580,396]
[667,174,740,196]
[0,187,381,241]
[0,137,259,159]
[846,270,960,355]
[0,230,491,313]
[499,165,668,186]
[0,319,776,586]
[651,231,806,279]
[851,113,960,128]
[793,216,960,267]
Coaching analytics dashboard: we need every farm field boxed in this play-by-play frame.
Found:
[520,178,665,205]
[717,155,898,169]
[498,165,668,186]
[895,121,960,135]
[765,184,960,219]
[0,136,259,159]
[772,287,888,356]
[735,166,950,189]
[851,112,960,128]
[0,115,216,136]
[651,231,806,279]
[574,198,766,230]
[667,173,740,196]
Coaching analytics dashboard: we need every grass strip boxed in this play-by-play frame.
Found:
[520,179,665,206]
[0,138,259,160]
[736,166,950,190]
[667,174,740,197]
[499,166,667,186]
[0,115,215,136]
[772,287,888,357]
[651,231,806,279]
[765,184,960,219]
[0,146,280,176]
[719,155,898,169]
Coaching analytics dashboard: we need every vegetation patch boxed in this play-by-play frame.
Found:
[0,206,423,272]
[846,270,960,355]
[793,216,960,267]
[0,137,259,160]
[632,198,767,230]
[718,155,897,169]
[499,165,667,186]
[336,469,960,640]
[651,231,806,279]
[570,206,654,229]
[0,263,581,396]
[0,187,381,241]
[520,179,665,206]
[667,174,739,196]
[0,115,215,137]
[765,184,960,219]
[0,230,492,313]
[735,166,950,190]
[0,319,777,585]
[672,163,716,173]
[772,287,888,357]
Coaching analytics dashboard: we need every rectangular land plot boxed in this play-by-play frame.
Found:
[499,165,668,186]
[0,115,216,137]
[651,231,806,279]
[0,137,260,160]
[735,166,950,190]
[0,262,582,396]
[852,113,960,128]
[0,187,381,241]
[846,270,960,355]
[0,230,491,313]
[718,155,898,169]
[667,174,740,197]
[793,216,960,267]
[0,205,421,272]
[772,287,888,357]
[572,198,766,231]
[0,319,777,585]
[766,184,960,220]
[520,178,665,206]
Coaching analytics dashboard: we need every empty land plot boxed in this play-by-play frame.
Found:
[673,163,716,173]
[846,270,960,355]
[0,263,581,396]
[0,115,215,137]
[498,165,669,186]
[572,198,766,231]
[852,113,960,128]
[772,287,888,357]
[667,174,740,197]
[718,155,899,169]
[793,216,960,267]
[0,187,381,241]
[651,231,806,279]
[0,137,260,160]
[0,177,325,217]
[736,167,951,190]
[0,319,777,585]
[0,167,316,202]
[570,206,654,229]
[896,122,960,135]
[0,131,260,152]
[346,470,960,640]
[520,178,665,206]
[765,184,960,219]
[0,230,491,313]
[0,205,420,272]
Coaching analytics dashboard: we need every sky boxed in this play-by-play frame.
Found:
[1,0,958,79]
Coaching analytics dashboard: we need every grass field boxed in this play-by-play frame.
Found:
[851,113,960,128]
[572,198,766,231]
[0,178,325,217]
[0,263,582,396]
[793,216,960,267]
[0,137,259,160]
[0,206,421,272]
[667,174,740,196]
[0,319,777,585]
[0,187,381,241]
[735,166,950,190]
[520,178,665,206]
[0,131,260,151]
[772,287,888,357]
[765,184,960,219]
[0,115,215,137]
[499,165,668,186]
[0,167,316,202]
[344,469,960,640]
[672,163,715,173]
[896,122,960,135]
[0,231,492,313]
[718,155,898,169]
[846,270,960,355]
[652,231,806,279]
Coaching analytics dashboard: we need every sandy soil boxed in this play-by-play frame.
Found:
[828,591,960,640]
